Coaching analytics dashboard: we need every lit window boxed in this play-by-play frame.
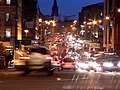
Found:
[6,28,11,38]
[6,0,11,4]
[6,13,10,21]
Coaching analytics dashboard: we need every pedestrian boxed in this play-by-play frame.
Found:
[5,51,10,69]
[9,51,13,66]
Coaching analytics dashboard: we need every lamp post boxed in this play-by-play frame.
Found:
[50,20,56,34]
[39,18,45,45]
[14,16,18,50]
[105,16,110,52]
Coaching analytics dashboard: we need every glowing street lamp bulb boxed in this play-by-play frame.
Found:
[118,8,120,12]
[93,20,97,24]
[39,18,42,22]
[105,16,110,20]
[98,20,102,23]
[24,30,29,33]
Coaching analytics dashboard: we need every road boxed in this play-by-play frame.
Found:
[1,69,120,90]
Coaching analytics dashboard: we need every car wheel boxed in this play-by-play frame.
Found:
[23,70,31,75]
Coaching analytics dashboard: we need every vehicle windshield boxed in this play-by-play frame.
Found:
[28,47,50,55]
[64,58,74,62]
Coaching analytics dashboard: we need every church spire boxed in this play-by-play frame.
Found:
[51,0,59,16]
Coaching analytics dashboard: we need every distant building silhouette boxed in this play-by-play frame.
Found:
[104,0,120,54]
[51,0,59,16]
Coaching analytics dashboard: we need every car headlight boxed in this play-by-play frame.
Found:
[89,62,100,68]
[78,63,89,69]
[103,62,114,67]
[117,62,120,67]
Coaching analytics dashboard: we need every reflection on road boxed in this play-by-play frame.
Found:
[1,69,120,90]
[56,70,120,90]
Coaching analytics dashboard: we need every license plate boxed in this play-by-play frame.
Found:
[29,66,44,69]
[66,63,72,65]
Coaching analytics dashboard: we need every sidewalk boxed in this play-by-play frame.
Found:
[0,68,23,76]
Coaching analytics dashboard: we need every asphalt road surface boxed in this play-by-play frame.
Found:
[1,69,120,90]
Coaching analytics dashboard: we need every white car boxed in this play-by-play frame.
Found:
[11,45,54,75]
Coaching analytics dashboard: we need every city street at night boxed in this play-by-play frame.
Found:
[1,0,120,90]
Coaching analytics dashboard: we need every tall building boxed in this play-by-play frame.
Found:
[22,0,38,40]
[104,0,120,54]
[0,0,22,46]
[113,0,120,54]
[51,0,59,17]
[79,3,104,48]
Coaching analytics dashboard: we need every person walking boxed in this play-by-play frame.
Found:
[5,51,10,69]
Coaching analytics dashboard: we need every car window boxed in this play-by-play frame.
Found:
[64,58,74,62]
[29,47,50,55]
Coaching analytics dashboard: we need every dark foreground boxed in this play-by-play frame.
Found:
[0,69,120,90]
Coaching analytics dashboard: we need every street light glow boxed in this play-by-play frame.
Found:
[118,8,120,12]
[93,20,97,25]
[39,18,42,22]
[105,16,110,20]
[24,30,29,33]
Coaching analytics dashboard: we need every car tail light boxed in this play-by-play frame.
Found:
[55,51,58,54]
[59,56,62,59]
[11,60,14,64]
[45,57,53,63]
[61,61,65,64]
[72,61,76,65]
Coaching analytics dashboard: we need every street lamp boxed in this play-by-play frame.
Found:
[105,16,110,20]
[117,8,120,12]
[39,18,46,45]
[50,20,56,34]
[105,16,110,52]
[24,30,29,39]
[14,16,18,49]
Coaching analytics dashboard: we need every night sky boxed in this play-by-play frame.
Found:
[38,0,104,19]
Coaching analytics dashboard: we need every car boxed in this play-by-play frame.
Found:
[11,45,54,75]
[25,46,54,75]
[60,57,76,71]
[51,55,61,71]
[11,50,30,69]
[95,55,120,72]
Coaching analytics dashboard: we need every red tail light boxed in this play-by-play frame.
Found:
[72,61,76,65]
[62,61,65,64]
[55,51,58,54]
[11,61,14,64]
[59,56,62,59]
[45,57,52,63]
